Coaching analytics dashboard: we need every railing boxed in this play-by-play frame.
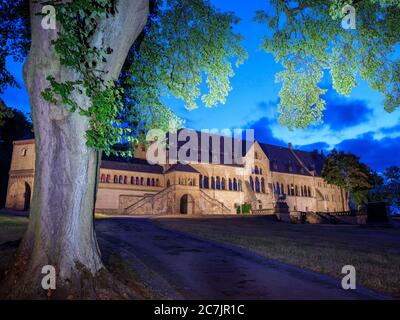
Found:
[317,211,357,216]
[251,209,275,215]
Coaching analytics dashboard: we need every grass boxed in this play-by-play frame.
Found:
[0,214,161,299]
[0,215,28,275]
[155,215,400,297]
[95,213,110,219]
[0,216,28,245]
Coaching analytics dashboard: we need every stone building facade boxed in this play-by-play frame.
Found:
[5,135,349,215]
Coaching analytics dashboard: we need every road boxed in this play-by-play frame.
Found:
[96,217,388,300]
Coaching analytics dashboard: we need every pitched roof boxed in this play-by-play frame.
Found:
[259,143,324,177]
[101,160,163,174]
[167,129,251,166]
[292,149,325,176]
[165,163,199,174]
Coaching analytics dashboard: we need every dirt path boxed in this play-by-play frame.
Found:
[96,217,388,300]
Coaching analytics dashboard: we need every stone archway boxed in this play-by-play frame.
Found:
[7,181,32,211]
[23,182,31,211]
[180,194,194,215]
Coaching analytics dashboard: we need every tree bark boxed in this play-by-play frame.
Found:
[1,0,148,299]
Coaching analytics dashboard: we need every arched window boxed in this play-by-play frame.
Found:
[114,175,118,183]
[216,176,221,190]
[119,175,123,184]
[308,186,312,197]
[238,179,242,191]
[255,177,260,193]
[276,182,280,194]
[167,179,171,187]
[106,175,111,183]
[281,183,284,195]
[131,177,135,185]
[211,176,215,189]
[221,178,226,190]
[290,184,295,196]
[250,177,254,191]
[233,178,238,191]
[229,178,233,191]
[301,186,304,196]
[100,174,106,183]
[156,179,160,187]
[140,177,144,185]
[255,152,258,159]
[124,176,127,184]
[287,184,290,195]
[146,178,150,186]
[199,175,203,188]
[295,185,299,196]
[255,166,259,175]
[260,168,263,175]
[136,177,139,185]
[204,176,209,189]
[151,178,155,186]
[261,178,265,193]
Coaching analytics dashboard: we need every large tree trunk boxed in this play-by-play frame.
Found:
[1,0,148,299]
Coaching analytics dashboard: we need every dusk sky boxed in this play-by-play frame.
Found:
[1,0,399,172]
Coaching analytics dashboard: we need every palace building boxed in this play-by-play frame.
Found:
[5,131,349,215]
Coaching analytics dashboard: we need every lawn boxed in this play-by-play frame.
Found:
[0,214,159,299]
[155,215,400,297]
[0,215,28,272]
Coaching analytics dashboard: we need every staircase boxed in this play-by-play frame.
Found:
[196,189,231,214]
[124,185,231,215]
[125,185,174,215]
[314,212,345,224]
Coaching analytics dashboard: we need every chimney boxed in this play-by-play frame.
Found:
[288,142,292,149]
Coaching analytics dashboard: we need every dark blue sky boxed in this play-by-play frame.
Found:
[1,0,399,172]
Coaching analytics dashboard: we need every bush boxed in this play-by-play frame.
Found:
[237,203,252,214]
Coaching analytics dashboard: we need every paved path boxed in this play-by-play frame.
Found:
[96,217,388,300]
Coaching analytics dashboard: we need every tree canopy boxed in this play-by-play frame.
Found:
[255,0,400,129]
[0,0,247,155]
[0,0,29,94]
[369,166,400,211]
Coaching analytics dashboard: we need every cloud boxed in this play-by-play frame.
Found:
[320,91,372,130]
[256,100,279,121]
[379,119,400,135]
[246,116,287,146]
[335,132,400,172]
[297,142,331,152]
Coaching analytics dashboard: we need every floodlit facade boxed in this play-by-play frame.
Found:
[5,134,349,215]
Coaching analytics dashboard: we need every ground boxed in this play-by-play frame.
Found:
[155,215,400,297]
[0,211,399,299]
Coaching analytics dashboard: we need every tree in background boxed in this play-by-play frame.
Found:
[0,99,32,208]
[256,0,400,129]
[370,166,400,213]
[0,0,246,298]
[383,166,400,210]
[322,150,376,207]
[0,99,13,126]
